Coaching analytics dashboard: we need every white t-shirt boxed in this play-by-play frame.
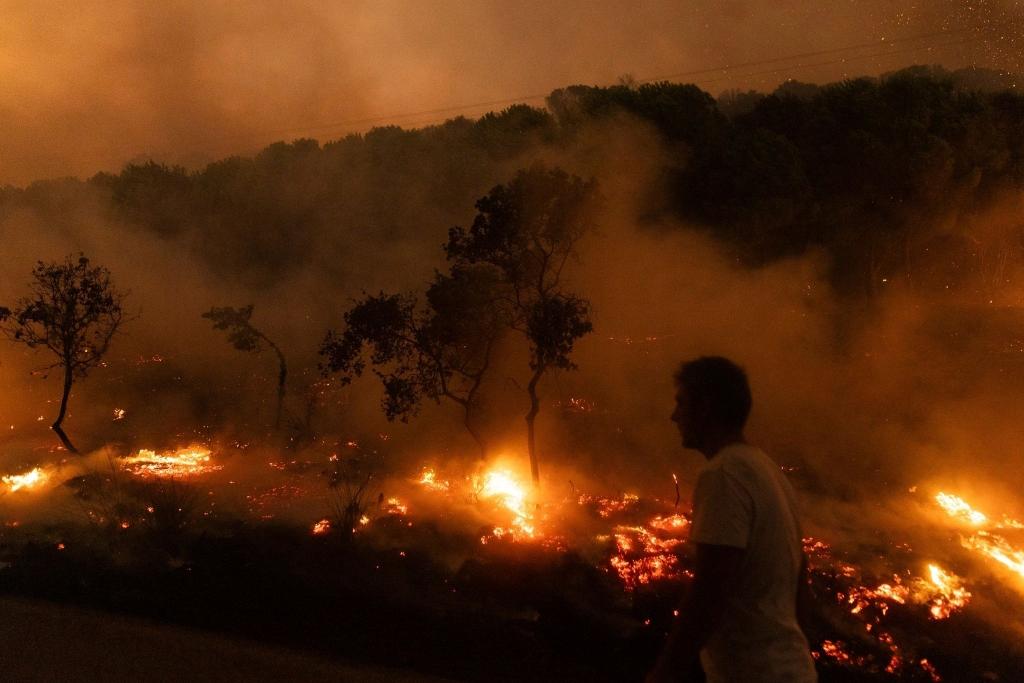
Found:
[689,443,817,683]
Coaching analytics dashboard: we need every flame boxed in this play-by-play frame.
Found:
[922,563,971,620]
[934,492,988,526]
[417,467,450,492]
[963,532,1024,580]
[478,468,535,538]
[312,518,331,535]
[934,491,1024,585]
[122,446,220,478]
[2,467,48,492]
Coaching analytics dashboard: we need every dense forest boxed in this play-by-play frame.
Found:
[2,65,1022,300]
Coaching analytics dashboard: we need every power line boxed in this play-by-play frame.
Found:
[193,26,999,153]
[333,36,987,136]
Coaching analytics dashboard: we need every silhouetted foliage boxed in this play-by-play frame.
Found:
[447,164,598,484]
[2,67,1022,301]
[1,255,126,452]
[320,266,504,457]
[202,305,288,429]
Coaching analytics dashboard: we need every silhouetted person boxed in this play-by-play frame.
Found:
[647,356,816,683]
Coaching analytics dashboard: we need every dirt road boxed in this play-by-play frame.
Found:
[0,596,452,682]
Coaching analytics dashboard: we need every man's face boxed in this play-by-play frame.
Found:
[671,385,703,450]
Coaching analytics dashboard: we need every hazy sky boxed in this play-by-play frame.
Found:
[1,0,1020,185]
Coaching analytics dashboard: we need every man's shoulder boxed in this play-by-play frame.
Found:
[710,443,770,470]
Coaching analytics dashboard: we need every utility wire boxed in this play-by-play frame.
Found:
[190,26,999,153]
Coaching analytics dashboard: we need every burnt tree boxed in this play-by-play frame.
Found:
[446,164,598,485]
[1,255,126,453]
[202,305,288,429]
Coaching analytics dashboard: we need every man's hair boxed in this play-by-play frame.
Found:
[674,356,752,432]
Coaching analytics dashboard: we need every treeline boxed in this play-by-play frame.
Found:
[2,65,1022,297]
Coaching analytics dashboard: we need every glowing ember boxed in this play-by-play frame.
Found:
[312,518,331,535]
[935,492,988,526]
[385,497,408,515]
[608,524,683,590]
[595,493,639,518]
[2,467,48,492]
[813,640,868,667]
[122,446,220,478]
[648,513,689,531]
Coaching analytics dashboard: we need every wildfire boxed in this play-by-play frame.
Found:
[122,446,221,478]
[477,469,535,539]
[648,513,689,531]
[385,497,408,516]
[963,532,1024,580]
[312,518,331,535]
[934,491,1024,585]
[592,493,639,518]
[608,524,684,590]
[2,467,48,492]
[935,492,988,526]
[922,563,970,620]
[417,467,450,492]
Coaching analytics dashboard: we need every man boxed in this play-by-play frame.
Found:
[647,356,816,683]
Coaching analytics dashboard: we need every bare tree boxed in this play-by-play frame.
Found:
[2,255,126,453]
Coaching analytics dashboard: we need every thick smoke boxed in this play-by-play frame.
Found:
[2,0,1019,185]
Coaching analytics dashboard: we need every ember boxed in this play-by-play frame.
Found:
[608,524,685,590]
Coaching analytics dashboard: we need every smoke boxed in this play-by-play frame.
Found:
[2,1,1019,185]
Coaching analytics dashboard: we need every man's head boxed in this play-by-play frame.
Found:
[671,356,752,456]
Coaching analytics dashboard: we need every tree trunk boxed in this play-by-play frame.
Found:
[52,364,78,453]
[269,343,287,430]
[525,367,543,486]
[463,402,487,461]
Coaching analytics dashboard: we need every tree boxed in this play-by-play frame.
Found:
[320,265,503,458]
[1,255,126,453]
[202,305,288,429]
[446,164,598,485]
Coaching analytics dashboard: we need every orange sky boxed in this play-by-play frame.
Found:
[0,0,1019,185]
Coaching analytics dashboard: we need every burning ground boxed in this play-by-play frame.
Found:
[2,69,1024,680]
[1,386,1024,682]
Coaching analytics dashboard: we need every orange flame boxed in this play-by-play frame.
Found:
[2,467,48,492]
[122,446,220,478]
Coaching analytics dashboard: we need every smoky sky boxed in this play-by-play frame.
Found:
[1,0,1020,186]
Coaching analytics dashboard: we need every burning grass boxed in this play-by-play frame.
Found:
[2,467,49,493]
[121,446,221,478]
[0,441,1022,681]
[934,491,1024,585]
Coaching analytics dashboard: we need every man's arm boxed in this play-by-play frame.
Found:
[646,543,745,683]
